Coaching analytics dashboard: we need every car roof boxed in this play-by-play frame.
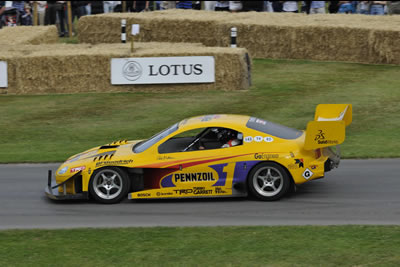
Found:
[179,114,250,129]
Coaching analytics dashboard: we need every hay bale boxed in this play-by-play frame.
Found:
[0,26,58,45]
[78,10,400,65]
[0,42,251,95]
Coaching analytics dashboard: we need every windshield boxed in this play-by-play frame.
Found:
[246,117,302,140]
[133,123,179,153]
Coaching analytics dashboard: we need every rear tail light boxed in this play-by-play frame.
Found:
[315,149,322,159]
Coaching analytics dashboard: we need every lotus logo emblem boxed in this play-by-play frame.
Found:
[122,61,142,81]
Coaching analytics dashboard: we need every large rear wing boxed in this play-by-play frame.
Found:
[304,104,352,150]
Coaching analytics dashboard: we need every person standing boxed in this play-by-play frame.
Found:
[338,1,355,13]
[103,1,115,13]
[176,1,192,9]
[160,1,176,10]
[204,1,216,10]
[309,1,326,14]
[0,1,6,28]
[34,1,47,25]
[387,1,400,14]
[229,1,242,12]
[282,1,299,13]
[370,1,386,15]
[215,1,229,11]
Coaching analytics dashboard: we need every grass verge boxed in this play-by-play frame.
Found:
[1,225,399,266]
[1,59,399,162]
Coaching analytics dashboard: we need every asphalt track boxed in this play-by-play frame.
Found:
[0,159,399,229]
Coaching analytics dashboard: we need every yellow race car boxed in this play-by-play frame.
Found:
[45,104,352,204]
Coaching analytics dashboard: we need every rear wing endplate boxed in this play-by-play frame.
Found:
[304,104,352,150]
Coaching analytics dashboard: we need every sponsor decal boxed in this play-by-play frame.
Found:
[70,166,86,173]
[289,159,304,169]
[264,137,274,142]
[174,172,216,182]
[174,187,213,195]
[156,191,174,197]
[244,136,253,143]
[201,115,221,122]
[95,159,133,167]
[215,187,227,194]
[314,130,325,141]
[157,155,175,160]
[58,166,68,175]
[122,61,142,81]
[295,159,304,168]
[302,168,314,179]
[111,57,215,85]
[0,61,7,88]
[310,165,318,170]
[254,136,263,142]
[88,168,92,175]
[315,130,338,145]
[254,153,279,160]
[137,193,151,197]
[249,117,267,125]
[317,139,338,145]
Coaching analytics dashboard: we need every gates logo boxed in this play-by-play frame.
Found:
[122,61,142,81]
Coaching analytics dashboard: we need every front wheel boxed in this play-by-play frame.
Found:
[247,162,290,201]
[89,167,130,204]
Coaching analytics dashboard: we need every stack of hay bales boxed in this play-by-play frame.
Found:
[0,26,58,45]
[0,42,251,95]
[78,10,400,65]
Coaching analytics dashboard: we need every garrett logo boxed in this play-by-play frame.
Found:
[122,61,142,81]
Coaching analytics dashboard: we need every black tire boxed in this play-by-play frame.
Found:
[89,167,130,204]
[247,162,290,201]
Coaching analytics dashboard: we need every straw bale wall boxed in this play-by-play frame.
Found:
[0,42,250,95]
[78,10,400,65]
[0,26,58,45]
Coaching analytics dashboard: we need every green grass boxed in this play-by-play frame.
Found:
[1,226,399,266]
[1,58,399,162]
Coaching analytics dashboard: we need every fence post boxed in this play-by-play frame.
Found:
[121,19,127,43]
[33,2,38,26]
[231,27,237,48]
[67,1,73,37]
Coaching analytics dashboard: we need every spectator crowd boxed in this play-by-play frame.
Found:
[1,1,400,34]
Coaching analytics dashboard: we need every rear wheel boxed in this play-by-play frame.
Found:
[247,162,290,201]
[89,167,130,204]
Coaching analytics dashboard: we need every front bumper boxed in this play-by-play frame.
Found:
[45,170,89,200]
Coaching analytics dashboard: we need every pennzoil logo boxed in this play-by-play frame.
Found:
[175,172,216,182]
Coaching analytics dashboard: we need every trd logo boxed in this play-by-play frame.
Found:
[314,130,325,141]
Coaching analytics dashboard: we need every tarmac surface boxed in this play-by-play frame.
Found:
[0,159,399,229]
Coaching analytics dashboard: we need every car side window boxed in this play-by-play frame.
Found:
[158,127,243,154]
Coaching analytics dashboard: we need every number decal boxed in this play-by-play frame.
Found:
[244,136,253,143]
[302,168,314,179]
[254,136,263,142]
[264,136,274,142]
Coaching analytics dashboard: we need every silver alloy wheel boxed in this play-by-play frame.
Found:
[92,169,123,200]
[252,166,283,197]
